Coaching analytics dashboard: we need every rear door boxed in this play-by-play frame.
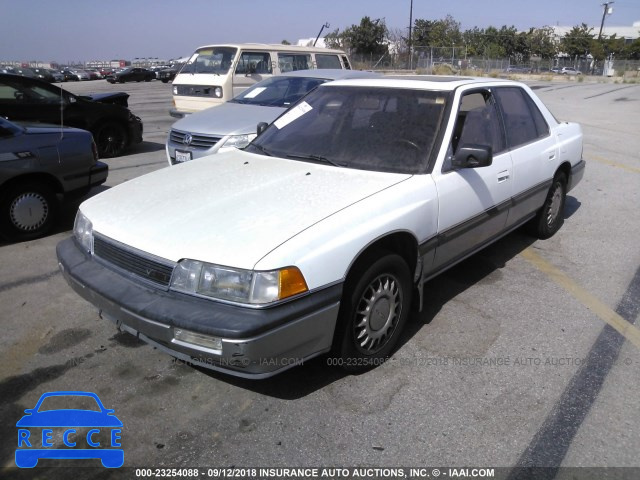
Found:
[493,87,558,227]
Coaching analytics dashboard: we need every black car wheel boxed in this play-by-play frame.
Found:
[333,252,412,372]
[0,181,57,241]
[95,122,128,158]
[528,172,567,239]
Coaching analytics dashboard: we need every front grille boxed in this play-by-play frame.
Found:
[169,129,222,149]
[93,235,174,287]
[174,84,218,97]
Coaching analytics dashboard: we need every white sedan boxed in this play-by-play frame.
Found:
[57,76,584,378]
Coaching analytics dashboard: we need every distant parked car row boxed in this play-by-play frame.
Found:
[106,67,155,83]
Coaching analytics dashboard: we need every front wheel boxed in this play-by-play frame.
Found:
[0,181,57,241]
[334,253,412,372]
[528,172,567,239]
[95,122,127,158]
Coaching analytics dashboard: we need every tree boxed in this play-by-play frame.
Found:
[342,16,388,55]
[527,26,558,59]
[281,40,291,45]
[561,24,594,57]
[412,15,461,48]
[323,28,344,50]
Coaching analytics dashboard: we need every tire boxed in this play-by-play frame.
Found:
[0,181,57,241]
[161,79,169,83]
[528,172,567,239]
[333,252,413,372]
[94,122,128,158]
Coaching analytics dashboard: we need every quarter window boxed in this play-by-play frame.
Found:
[316,54,342,69]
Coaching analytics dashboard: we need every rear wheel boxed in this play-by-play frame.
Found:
[334,252,412,372]
[95,122,128,158]
[528,172,567,239]
[0,181,57,241]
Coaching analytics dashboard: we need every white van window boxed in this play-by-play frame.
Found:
[316,54,342,69]
[235,52,273,74]
[181,47,237,74]
[278,54,311,73]
[341,55,351,70]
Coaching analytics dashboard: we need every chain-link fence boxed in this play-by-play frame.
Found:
[349,46,640,77]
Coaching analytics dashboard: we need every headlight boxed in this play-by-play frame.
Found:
[73,211,93,253]
[220,133,257,149]
[213,87,222,98]
[170,260,308,305]
[173,85,178,95]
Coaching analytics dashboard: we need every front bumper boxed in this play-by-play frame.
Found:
[127,116,143,145]
[56,238,342,379]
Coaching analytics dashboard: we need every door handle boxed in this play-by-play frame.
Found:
[497,170,510,183]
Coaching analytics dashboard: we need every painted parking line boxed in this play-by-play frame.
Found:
[521,248,640,349]
[587,154,640,174]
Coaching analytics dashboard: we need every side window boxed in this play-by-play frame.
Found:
[316,54,342,69]
[278,54,311,72]
[449,91,505,160]
[0,82,20,102]
[341,55,351,69]
[494,87,548,149]
[235,52,272,74]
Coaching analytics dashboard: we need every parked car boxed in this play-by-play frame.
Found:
[61,69,89,81]
[166,69,381,165]
[157,63,183,83]
[0,73,143,158]
[505,66,531,74]
[47,69,65,82]
[4,67,38,78]
[561,67,582,75]
[84,69,102,80]
[31,68,56,82]
[57,77,584,378]
[106,67,155,83]
[0,117,108,240]
[60,70,79,81]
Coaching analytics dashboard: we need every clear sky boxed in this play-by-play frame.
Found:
[2,0,639,62]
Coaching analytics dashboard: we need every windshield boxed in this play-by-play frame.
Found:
[181,47,237,74]
[246,85,450,174]
[230,76,327,107]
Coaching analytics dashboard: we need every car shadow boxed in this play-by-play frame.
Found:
[125,141,166,155]
[564,195,581,219]
[196,228,543,400]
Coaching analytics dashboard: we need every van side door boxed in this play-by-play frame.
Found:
[232,51,273,97]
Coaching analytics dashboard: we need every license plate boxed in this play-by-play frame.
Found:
[175,150,191,163]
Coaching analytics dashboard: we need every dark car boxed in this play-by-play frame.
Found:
[0,117,108,240]
[106,67,155,83]
[157,63,184,83]
[0,73,143,158]
[31,68,55,82]
[60,70,79,81]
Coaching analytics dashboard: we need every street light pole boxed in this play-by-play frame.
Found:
[408,0,413,70]
[314,22,330,47]
[598,1,614,40]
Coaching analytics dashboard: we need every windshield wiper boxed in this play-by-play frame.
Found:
[285,153,345,167]
[251,143,274,156]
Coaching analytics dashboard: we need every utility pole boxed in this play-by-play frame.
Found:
[408,0,413,70]
[598,1,614,40]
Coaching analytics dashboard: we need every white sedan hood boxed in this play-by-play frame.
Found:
[81,150,411,269]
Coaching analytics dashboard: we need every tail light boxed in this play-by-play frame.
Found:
[91,139,99,162]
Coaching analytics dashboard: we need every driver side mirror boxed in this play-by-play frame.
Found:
[452,144,493,169]
[256,122,269,136]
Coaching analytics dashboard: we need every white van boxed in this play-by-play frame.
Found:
[169,43,351,117]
